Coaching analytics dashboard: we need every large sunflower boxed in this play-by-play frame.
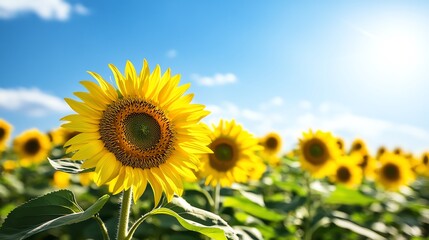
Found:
[376,153,414,191]
[298,130,340,178]
[331,155,362,188]
[62,60,211,204]
[0,119,13,152]
[13,129,51,165]
[199,119,262,187]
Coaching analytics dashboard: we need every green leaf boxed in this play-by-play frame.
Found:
[331,218,386,240]
[48,158,95,174]
[223,196,285,222]
[0,190,109,240]
[150,208,236,240]
[325,185,376,206]
[135,196,238,240]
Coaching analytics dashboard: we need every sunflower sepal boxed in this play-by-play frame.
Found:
[126,195,238,240]
[0,190,110,240]
[48,157,95,174]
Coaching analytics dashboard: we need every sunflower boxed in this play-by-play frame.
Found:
[52,171,71,188]
[331,155,362,188]
[62,60,211,204]
[248,159,267,181]
[349,138,368,156]
[336,137,346,155]
[2,160,17,172]
[298,130,340,178]
[199,119,262,187]
[376,153,414,191]
[376,146,387,159]
[416,152,429,177]
[260,132,282,155]
[0,119,13,152]
[356,153,376,180]
[48,127,79,146]
[79,172,95,187]
[393,147,403,155]
[13,129,51,164]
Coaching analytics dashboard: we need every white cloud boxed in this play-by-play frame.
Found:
[192,73,237,86]
[0,88,70,117]
[74,3,89,15]
[0,0,89,21]
[203,100,429,154]
[166,49,177,59]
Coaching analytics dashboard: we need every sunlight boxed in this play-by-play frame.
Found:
[370,30,420,75]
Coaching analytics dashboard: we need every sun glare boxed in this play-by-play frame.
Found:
[370,30,421,75]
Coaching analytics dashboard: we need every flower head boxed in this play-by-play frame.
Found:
[298,130,340,178]
[13,129,50,165]
[62,60,211,204]
[331,155,362,188]
[199,119,262,187]
[376,153,414,191]
[0,119,13,152]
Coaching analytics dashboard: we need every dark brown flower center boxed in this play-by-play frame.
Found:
[0,127,5,141]
[303,138,329,165]
[353,143,362,151]
[382,163,400,181]
[336,139,343,150]
[99,98,174,169]
[360,155,369,169]
[337,166,351,182]
[423,155,428,165]
[24,138,41,155]
[265,137,278,151]
[209,137,238,172]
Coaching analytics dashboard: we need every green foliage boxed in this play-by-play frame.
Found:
[0,190,109,240]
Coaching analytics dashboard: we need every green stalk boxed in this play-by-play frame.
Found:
[93,214,110,240]
[212,183,221,214]
[125,212,152,240]
[117,188,132,240]
[304,174,313,240]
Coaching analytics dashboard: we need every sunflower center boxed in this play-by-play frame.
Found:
[336,140,343,150]
[423,155,428,165]
[124,113,161,150]
[99,98,174,169]
[265,137,278,150]
[377,147,386,157]
[24,138,41,155]
[214,143,234,161]
[353,143,362,151]
[303,138,329,165]
[209,138,238,171]
[0,128,5,140]
[394,148,401,155]
[360,155,369,169]
[382,163,400,181]
[337,166,351,182]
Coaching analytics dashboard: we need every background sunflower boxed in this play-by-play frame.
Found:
[199,119,262,187]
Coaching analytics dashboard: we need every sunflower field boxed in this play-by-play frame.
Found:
[0,61,429,240]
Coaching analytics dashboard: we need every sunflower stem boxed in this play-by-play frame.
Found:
[117,188,132,240]
[93,214,110,240]
[304,174,313,240]
[212,183,221,214]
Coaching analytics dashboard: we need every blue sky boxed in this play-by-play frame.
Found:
[1,0,429,154]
